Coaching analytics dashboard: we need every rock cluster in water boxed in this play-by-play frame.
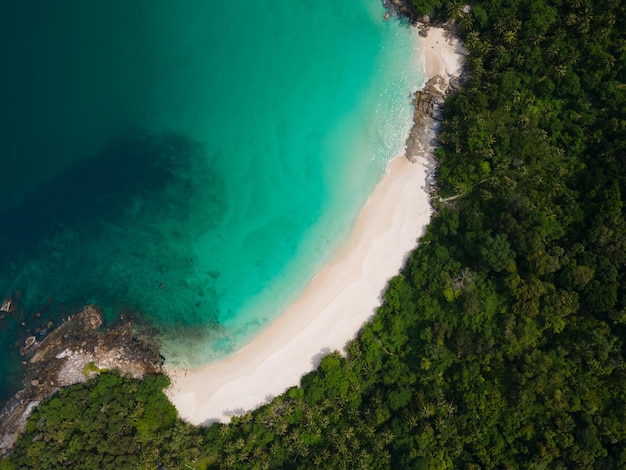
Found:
[0,306,163,455]
[383,0,439,26]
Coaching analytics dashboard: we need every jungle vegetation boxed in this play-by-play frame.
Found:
[2,0,626,467]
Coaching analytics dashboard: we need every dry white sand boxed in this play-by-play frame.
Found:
[420,26,467,82]
[165,26,466,425]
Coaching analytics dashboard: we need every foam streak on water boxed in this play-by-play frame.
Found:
[0,0,423,400]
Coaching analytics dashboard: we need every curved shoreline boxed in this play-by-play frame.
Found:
[165,25,466,425]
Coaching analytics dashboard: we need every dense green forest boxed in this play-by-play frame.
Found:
[3,0,626,467]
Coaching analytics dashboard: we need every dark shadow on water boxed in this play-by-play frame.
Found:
[0,128,227,404]
[0,128,220,265]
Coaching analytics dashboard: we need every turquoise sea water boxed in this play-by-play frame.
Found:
[0,1,423,402]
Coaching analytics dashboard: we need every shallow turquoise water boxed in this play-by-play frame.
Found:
[0,1,422,401]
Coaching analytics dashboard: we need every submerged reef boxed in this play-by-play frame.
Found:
[0,128,226,389]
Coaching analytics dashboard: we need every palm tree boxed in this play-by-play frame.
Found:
[421,402,436,418]
[295,444,309,460]
[346,339,362,360]
[552,65,568,80]
[223,441,236,456]
[320,414,330,429]
[269,441,282,456]
[546,44,559,59]
[577,13,592,34]
[460,13,474,32]
[529,34,545,47]
[493,18,507,36]
[435,416,447,431]
[241,412,253,425]
[446,1,465,22]
[277,421,288,436]
[565,50,579,66]
[222,454,237,468]
[382,429,395,445]
[565,12,578,27]
[465,31,480,50]
[503,30,516,45]
[356,450,371,470]
[53,427,69,444]
[236,451,249,464]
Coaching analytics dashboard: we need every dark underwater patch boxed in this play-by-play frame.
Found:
[0,129,227,403]
[0,129,223,260]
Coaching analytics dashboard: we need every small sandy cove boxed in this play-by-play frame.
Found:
[165,25,466,425]
[421,26,467,79]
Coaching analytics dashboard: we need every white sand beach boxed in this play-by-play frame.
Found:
[421,26,467,81]
[165,25,466,425]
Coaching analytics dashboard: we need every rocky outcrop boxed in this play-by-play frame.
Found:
[404,73,462,166]
[382,0,444,26]
[404,75,446,164]
[0,306,163,456]
[383,0,420,23]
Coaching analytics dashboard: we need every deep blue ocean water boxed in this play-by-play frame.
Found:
[0,1,423,403]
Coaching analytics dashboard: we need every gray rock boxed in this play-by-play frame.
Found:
[1,305,163,457]
[404,75,459,163]
[448,76,462,92]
